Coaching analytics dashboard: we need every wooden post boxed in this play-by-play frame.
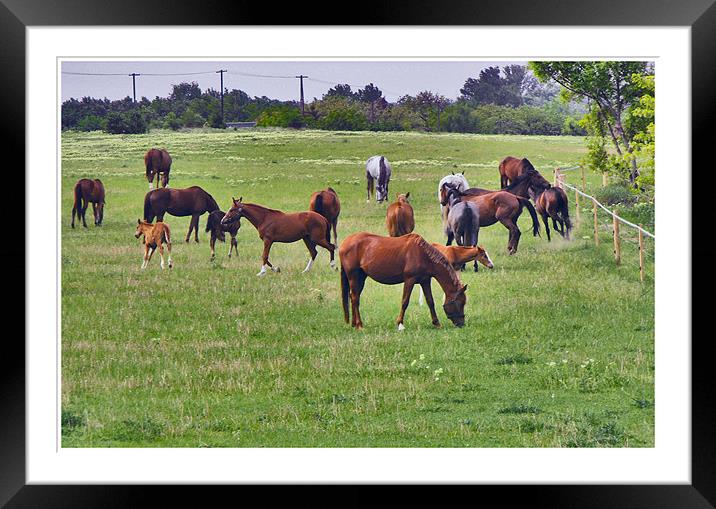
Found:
[575,188,580,223]
[581,165,586,191]
[613,216,621,265]
[638,225,645,282]
[593,199,599,246]
[554,168,560,187]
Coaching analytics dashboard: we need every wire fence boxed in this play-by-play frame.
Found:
[553,167,654,282]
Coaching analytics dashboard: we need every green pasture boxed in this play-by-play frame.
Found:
[61,128,654,447]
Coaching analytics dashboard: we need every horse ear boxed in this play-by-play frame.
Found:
[232,196,236,204]
[461,284,468,294]
[460,171,465,175]
[451,171,454,175]
[239,196,243,202]
[405,192,410,199]
[137,219,141,224]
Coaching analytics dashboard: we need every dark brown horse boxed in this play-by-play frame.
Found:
[221,197,335,276]
[442,183,540,255]
[143,186,219,243]
[145,148,172,190]
[309,187,341,245]
[499,156,536,189]
[206,210,241,260]
[524,178,573,241]
[386,193,415,237]
[340,232,467,330]
[71,178,105,228]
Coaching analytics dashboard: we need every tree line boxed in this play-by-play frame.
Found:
[61,65,586,137]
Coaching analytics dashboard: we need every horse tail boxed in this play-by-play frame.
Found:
[340,265,350,324]
[559,191,573,233]
[313,192,324,218]
[143,191,154,222]
[71,181,81,225]
[324,216,332,246]
[518,196,541,237]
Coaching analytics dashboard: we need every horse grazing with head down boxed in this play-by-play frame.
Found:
[365,155,392,203]
[145,148,172,190]
[340,232,468,330]
[499,156,535,189]
[143,186,219,243]
[71,178,105,229]
[206,210,241,260]
[221,197,336,276]
[309,187,341,245]
[386,193,415,237]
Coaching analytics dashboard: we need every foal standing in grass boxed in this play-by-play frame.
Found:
[135,220,173,270]
[386,193,415,237]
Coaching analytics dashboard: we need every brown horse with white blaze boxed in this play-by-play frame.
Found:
[340,232,468,330]
[71,178,105,228]
[386,193,415,237]
[145,148,172,190]
[309,187,341,245]
[221,197,336,276]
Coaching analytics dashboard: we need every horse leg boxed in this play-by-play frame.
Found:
[229,234,238,258]
[158,243,166,270]
[71,204,76,229]
[541,212,551,242]
[446,229,454,246]
[80,199,88,228]
[396,278,417,330]
[366,176,374,202]
[349,272,367,329]
[141,244,149,269]
[302,237,318,273]
[312,231,336,269]
[92,203,97,225]
[419,279,441,327]
[332,220,338,246]
[193,215,200,243]
[258,239,278,276]
[499,217,521,255]
[209,235,216,260]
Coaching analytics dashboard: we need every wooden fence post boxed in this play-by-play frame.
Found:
[554,168,560,187]
[638,225,645,282]
[581,165,586,191]
[593,199,599,246]
[613,216,621,266]
[575,188,580,223]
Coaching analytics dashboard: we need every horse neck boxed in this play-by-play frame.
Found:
[509,178,532,198]
[430,258,462,298]
[241,203,274,229]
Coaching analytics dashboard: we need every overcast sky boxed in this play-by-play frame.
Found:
[61,61,527,103]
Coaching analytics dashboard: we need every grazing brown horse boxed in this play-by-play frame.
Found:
[206,210,241,260]
[309,187,341,245]
[144,186,219,243]
[499,156,535,189]
[442,183,540,255]
[221,197,336,276]
[71,178,105,228]
[145,148,172,190]
[526,179,573,241]
[134,220,173,270]
[339,232,468,330]
[385,193,415,237]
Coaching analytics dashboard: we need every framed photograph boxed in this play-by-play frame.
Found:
[5,0,713,505]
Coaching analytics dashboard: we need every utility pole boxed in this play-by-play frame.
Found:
[295,75,308,114]
[129,73,140,103]
[216,69,227,125]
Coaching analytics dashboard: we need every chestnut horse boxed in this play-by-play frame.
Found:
[71,178,105,228]
[134,220,173,270]
[221,197,336,276]
[441,183,540,255]
[206,210,241,260]
[309,187,341,245]
[525,178,573,241]
[386,193,415,237]
[339,232,468,330]
[143,186,219,243]
[499,156,535,189]
[145,148,172,190]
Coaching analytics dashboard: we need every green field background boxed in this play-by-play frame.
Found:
[61,129,654,447]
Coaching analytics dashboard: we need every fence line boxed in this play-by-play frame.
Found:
[553,166,654,282]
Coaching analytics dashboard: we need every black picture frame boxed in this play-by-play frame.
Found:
[3,0,713,505]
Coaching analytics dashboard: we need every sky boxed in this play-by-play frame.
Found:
[61,61,527,103]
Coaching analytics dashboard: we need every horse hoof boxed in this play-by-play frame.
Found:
[398,323,405,331]
[433,321,441,328]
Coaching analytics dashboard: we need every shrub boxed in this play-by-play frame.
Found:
[75,115,106,132]
[163,112,182,131]
[256,105,305,128]
[105,110,148,134]
[594,183,636,206]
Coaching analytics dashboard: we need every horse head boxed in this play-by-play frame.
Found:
[475,246,494,269]
[134,219,150,239]
[221,197,244,225]
[443,284,468,327]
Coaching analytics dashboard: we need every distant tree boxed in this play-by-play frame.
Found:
[170,82,202,102]
[357,83,384,122]
[323,84,357,100]
[400,91,450,131]
[460,65,525,106]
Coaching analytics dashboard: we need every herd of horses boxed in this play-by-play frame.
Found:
[70,148,573,330]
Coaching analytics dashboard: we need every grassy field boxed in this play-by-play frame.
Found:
[61,128,654,447]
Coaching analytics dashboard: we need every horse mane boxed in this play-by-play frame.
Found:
[204,191,220,212]
[521,158,536,172]
[205,209,223,232]
[378,156,388,186]
[326,187,336,194]
[415,236,462,289]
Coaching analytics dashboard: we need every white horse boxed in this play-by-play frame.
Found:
[438,172,470,239]
[366,155,392,203]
